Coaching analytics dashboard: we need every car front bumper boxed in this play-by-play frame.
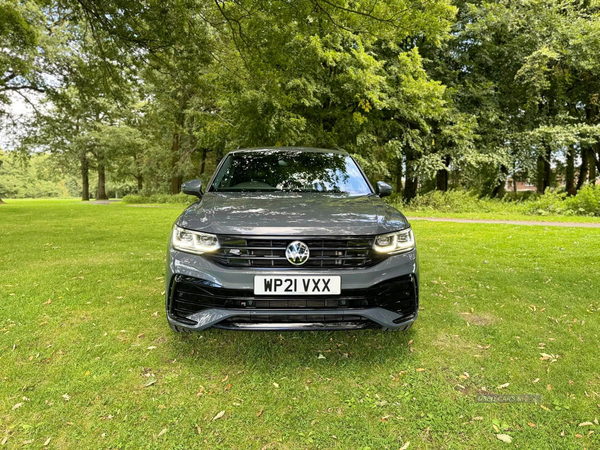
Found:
[165,247,419,331]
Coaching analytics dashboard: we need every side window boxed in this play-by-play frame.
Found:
[212,156,233,189]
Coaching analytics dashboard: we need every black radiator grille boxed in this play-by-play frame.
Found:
[168,274,418,324]
[204,236,386,268]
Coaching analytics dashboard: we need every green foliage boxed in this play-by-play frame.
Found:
[3,0,600,201]
[403,186,600,217]
[403,189,520,214]
[526,185,600,217]
[0,152,79,198]
[122,192,196,205]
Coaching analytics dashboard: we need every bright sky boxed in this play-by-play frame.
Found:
[0,92,41,150]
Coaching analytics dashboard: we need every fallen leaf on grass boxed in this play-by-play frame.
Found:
[416,368,425,372]
[12,403,22,410]
[44,437,51,446]
[540,405,551,411]
[496,434,512,443]
[144,379,156,388]
[196,426,201,435]
[221,375,229,382]
[578,422,594,427]
[257,408,263,417]
[532,378,540,384]
[497,383,509,389]
[1,437,7,445]
[540,353,559,362]
[213,410,225,421]
[317,354,326,359]
[157,428,167,437]
[399,442,410,450]
[224,383,232,391]
[62,394,70,401]
[273,382,279,388]
[527,422,536,428]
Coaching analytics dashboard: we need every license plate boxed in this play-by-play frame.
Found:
[254,276,341,295]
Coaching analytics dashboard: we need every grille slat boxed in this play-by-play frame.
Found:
[169,274,418,324]
[207,235,384,268]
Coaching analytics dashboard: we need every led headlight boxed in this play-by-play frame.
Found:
[373,227,415,254]
[172,225,220,255]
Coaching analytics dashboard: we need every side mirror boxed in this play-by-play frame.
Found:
[376,181,392,198]
[181,179,203,198]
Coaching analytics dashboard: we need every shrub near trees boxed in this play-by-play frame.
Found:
[1,0,599,201]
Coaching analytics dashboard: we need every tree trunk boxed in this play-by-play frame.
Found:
[544,148,551,191]
[0,196,5,204]
[136,175,143,193]
[536,154,545,194]
[96,160,108,200]
[81,151,90,201]
[491,165,508,198]
[436,155,450,191]
[536,146,551,194]
[566,146,575,195]
[576,146,589,190]
[171,132,181,194]
[395,156,403,193]
[200,148,208,175]
[403,150,418,201]
[589,147,597,183]
[595,144,600,177]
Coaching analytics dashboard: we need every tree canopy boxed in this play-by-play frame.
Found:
[1,0,599,201]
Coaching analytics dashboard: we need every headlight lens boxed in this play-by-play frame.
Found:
[373,228,415,254]
[172,225,220,255]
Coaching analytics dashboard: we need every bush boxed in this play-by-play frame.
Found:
[523,185,600,216]
[523,190,569,216]
[401,186,600,217]
[122,192,197,205]
[566,184,600,216]
[403,190,521,214]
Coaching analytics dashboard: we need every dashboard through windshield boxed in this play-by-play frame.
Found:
[210,150,372,195]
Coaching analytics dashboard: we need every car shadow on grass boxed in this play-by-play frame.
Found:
[165,328,416,373]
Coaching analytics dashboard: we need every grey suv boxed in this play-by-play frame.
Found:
[165,147,418,331]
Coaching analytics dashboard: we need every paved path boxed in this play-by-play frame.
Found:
[407,217,600,228]
[87,200,122,205]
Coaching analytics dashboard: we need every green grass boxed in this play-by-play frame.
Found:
[1,200,600,449]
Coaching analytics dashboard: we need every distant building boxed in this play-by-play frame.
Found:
[505,177,536,192]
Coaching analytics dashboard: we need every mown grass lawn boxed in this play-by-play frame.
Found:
[1,200,600,449]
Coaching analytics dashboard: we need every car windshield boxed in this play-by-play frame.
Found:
[210,150,372,195]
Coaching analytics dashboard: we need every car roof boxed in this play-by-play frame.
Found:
[227,147,349,156]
